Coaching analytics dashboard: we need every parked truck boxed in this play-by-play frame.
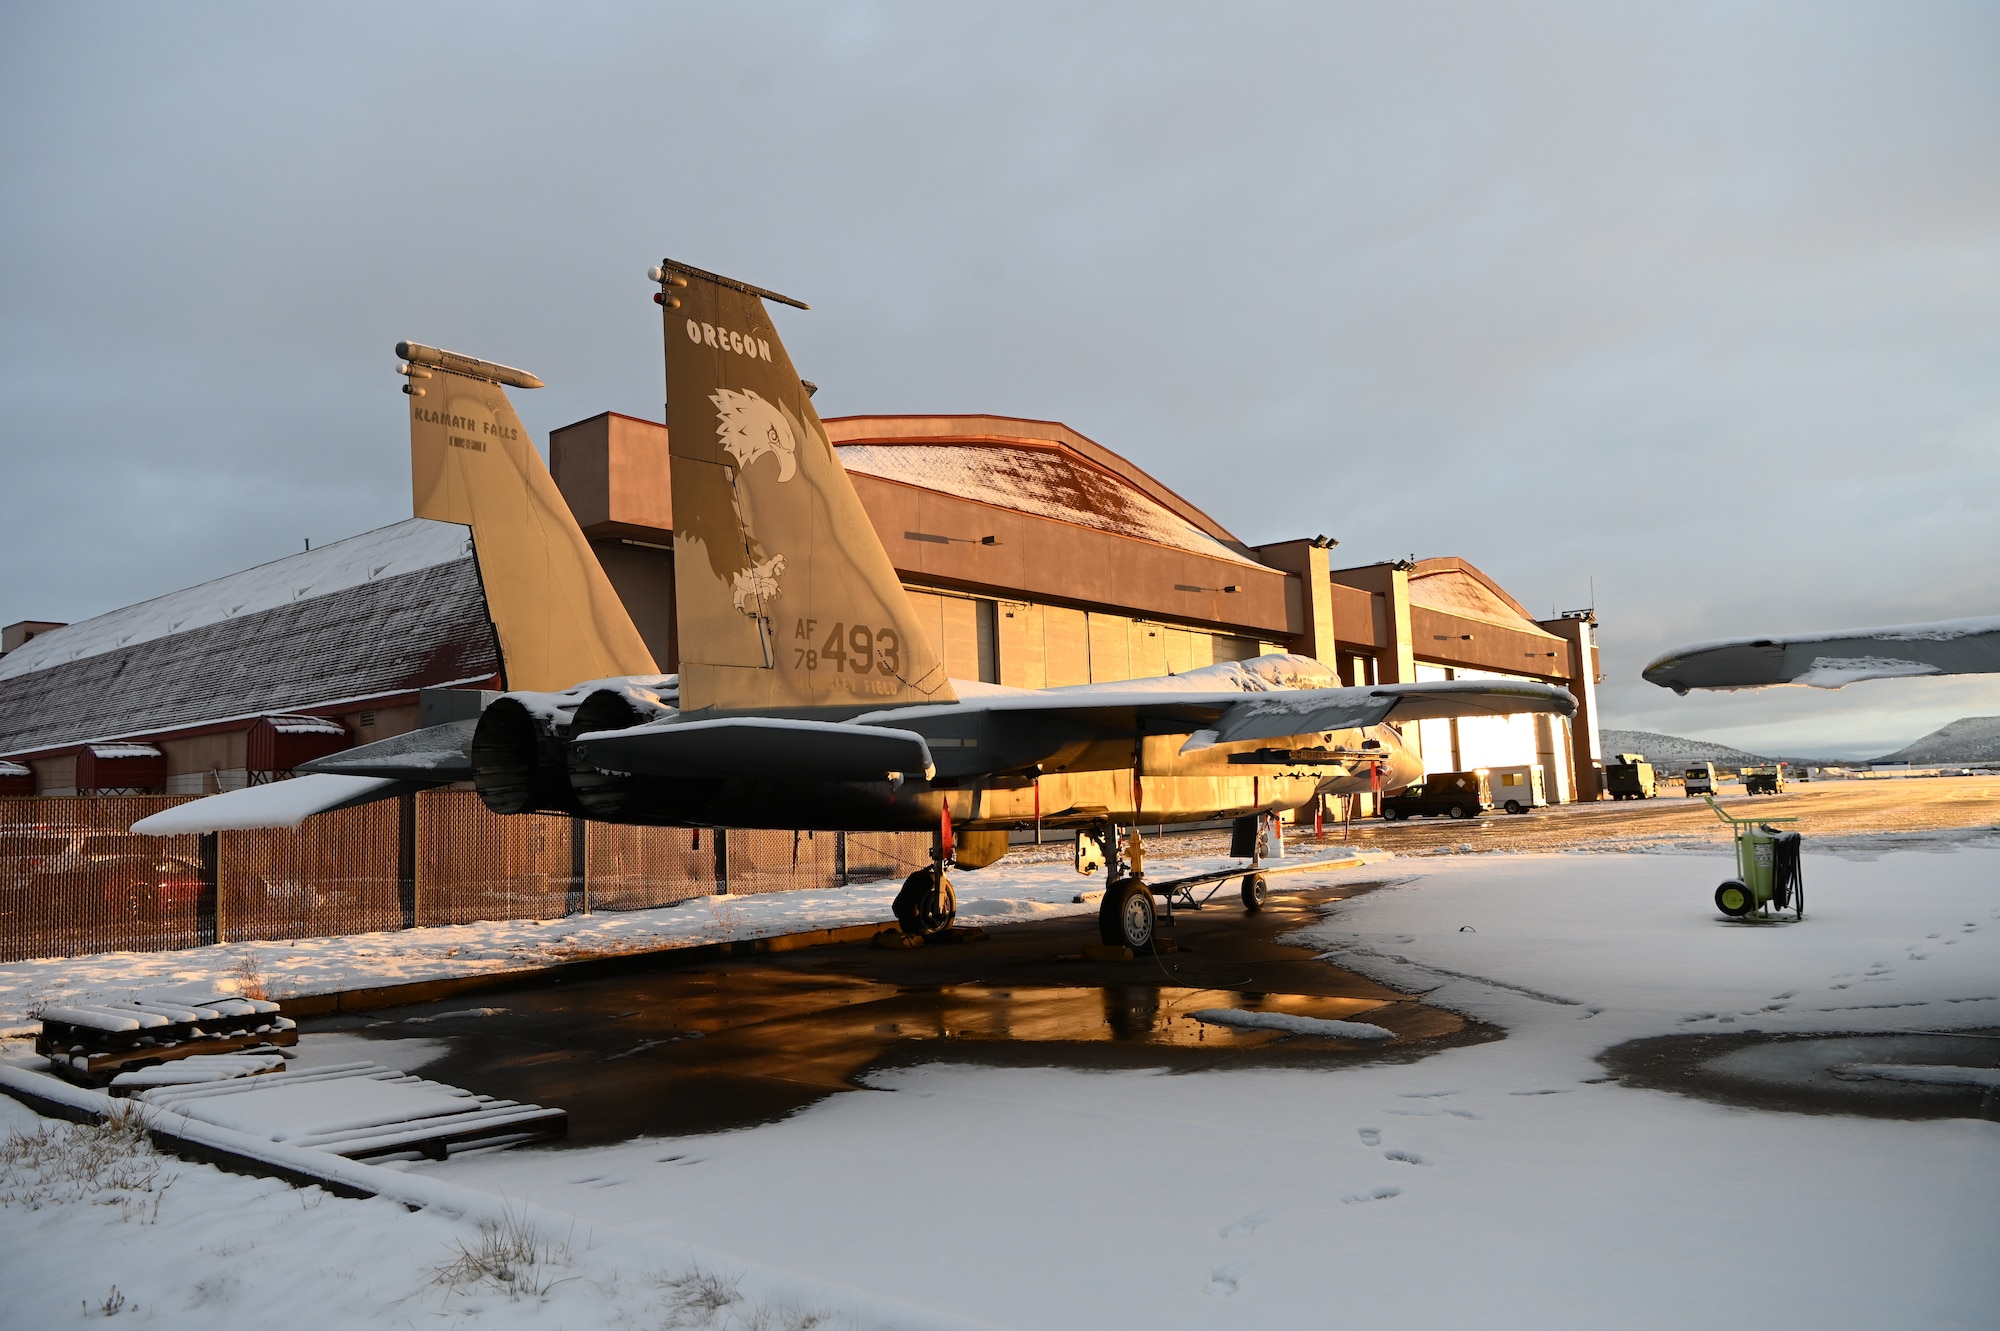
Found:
[1604,754,1657,800]
[1743,764,1788,795]
[1380,770,1493,820]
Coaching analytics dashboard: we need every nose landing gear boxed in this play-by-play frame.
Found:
[1096,821,1159,951]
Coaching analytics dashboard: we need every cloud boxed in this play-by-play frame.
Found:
[2,2,1996,753]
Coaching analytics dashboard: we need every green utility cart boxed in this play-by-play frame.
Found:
[1702,794,1803,920]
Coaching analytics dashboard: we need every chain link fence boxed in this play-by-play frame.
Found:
[0,794,928,964]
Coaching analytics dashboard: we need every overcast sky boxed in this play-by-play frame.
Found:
[3,3,1996,758]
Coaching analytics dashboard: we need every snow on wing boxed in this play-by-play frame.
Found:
[131,775,408,834]
[1196,679,1576,747]
[861,672,1574,750]
[1643,616,2000,692]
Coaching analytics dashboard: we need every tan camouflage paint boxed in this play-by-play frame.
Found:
[408,358,657,691]
[662,271,954,716]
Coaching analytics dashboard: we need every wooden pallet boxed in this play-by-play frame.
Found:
[37,996,297,1087]
[137,1061,567,1161]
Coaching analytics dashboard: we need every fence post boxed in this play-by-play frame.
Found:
[836,830,848,887]
[568,816,589,915]
[196,832,219,947]
[397,792,417,929]
[714,828,729,895]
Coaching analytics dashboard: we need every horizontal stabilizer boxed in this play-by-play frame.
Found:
[131,775,411,834]
[299,720,477,782]
[1644,616,2000,692]
[573,716,934,781]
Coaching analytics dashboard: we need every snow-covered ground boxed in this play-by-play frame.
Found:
[3,840,1997,1328]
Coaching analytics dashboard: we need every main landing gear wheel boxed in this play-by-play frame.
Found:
[1241,873,1268,912]
[1098,877,1156,950]
[1714,879,1753,917]
[894,866,957,935]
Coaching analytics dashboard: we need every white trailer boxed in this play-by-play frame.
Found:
[1488,765,1547,813]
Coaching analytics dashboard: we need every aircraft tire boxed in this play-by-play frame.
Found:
[894,867,957,935]
[1099,877,1155,950]
[1241,874,1268,912]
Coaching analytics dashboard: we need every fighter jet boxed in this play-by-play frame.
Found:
[1643,616,2000,693]
[141,260,1576,949]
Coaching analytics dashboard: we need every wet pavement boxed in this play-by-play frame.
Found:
[301,883,1496,1145]
[1600,1028,2000,1120]
[293,778,2000,1141]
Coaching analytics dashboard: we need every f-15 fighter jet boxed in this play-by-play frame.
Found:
[141,260,1575,949]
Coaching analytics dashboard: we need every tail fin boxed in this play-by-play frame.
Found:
[402,341,658,691]
[654,261,954,715]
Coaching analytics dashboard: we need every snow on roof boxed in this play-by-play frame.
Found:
[0,519,474,682]
[0,761,27,777]
[85,743,161,758]
[0,557,499,756]
[836,442,1263,568]
[264,715,348,736]
[1407,566,1557,635]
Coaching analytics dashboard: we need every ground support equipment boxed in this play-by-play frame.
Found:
[1703,794,1804,921]
[1085,819,1364,950]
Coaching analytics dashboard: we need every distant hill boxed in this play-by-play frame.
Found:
[1877,716,2000,764]
[1598,729,1773,769]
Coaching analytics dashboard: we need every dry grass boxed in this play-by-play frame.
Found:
[227,952,268,1002]
[0,1104,169,1222]
[703,896,745,939]
[657,1265,843,1330]
[660,1263,744,1326]
[432,1206,574,1300]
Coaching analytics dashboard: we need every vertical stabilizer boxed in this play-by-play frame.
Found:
[402,341,658,691]
[654,262,954,715]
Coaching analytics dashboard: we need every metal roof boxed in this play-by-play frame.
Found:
[0,555,499,757]
[0,519,475,682]
[836,442,1263,568]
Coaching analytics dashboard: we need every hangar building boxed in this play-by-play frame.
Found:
[0,412,1604,805]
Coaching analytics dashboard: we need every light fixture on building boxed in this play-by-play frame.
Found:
[1175,583,1241,594]
[905,531,1002,547]
[1310,534,1339,549]
[1433,633,1474,642]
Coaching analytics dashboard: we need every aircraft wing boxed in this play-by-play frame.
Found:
[859,678,1576,762]
[1190,678,1577,747]
[572,717,936,781]
[1642,616,2000,693]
